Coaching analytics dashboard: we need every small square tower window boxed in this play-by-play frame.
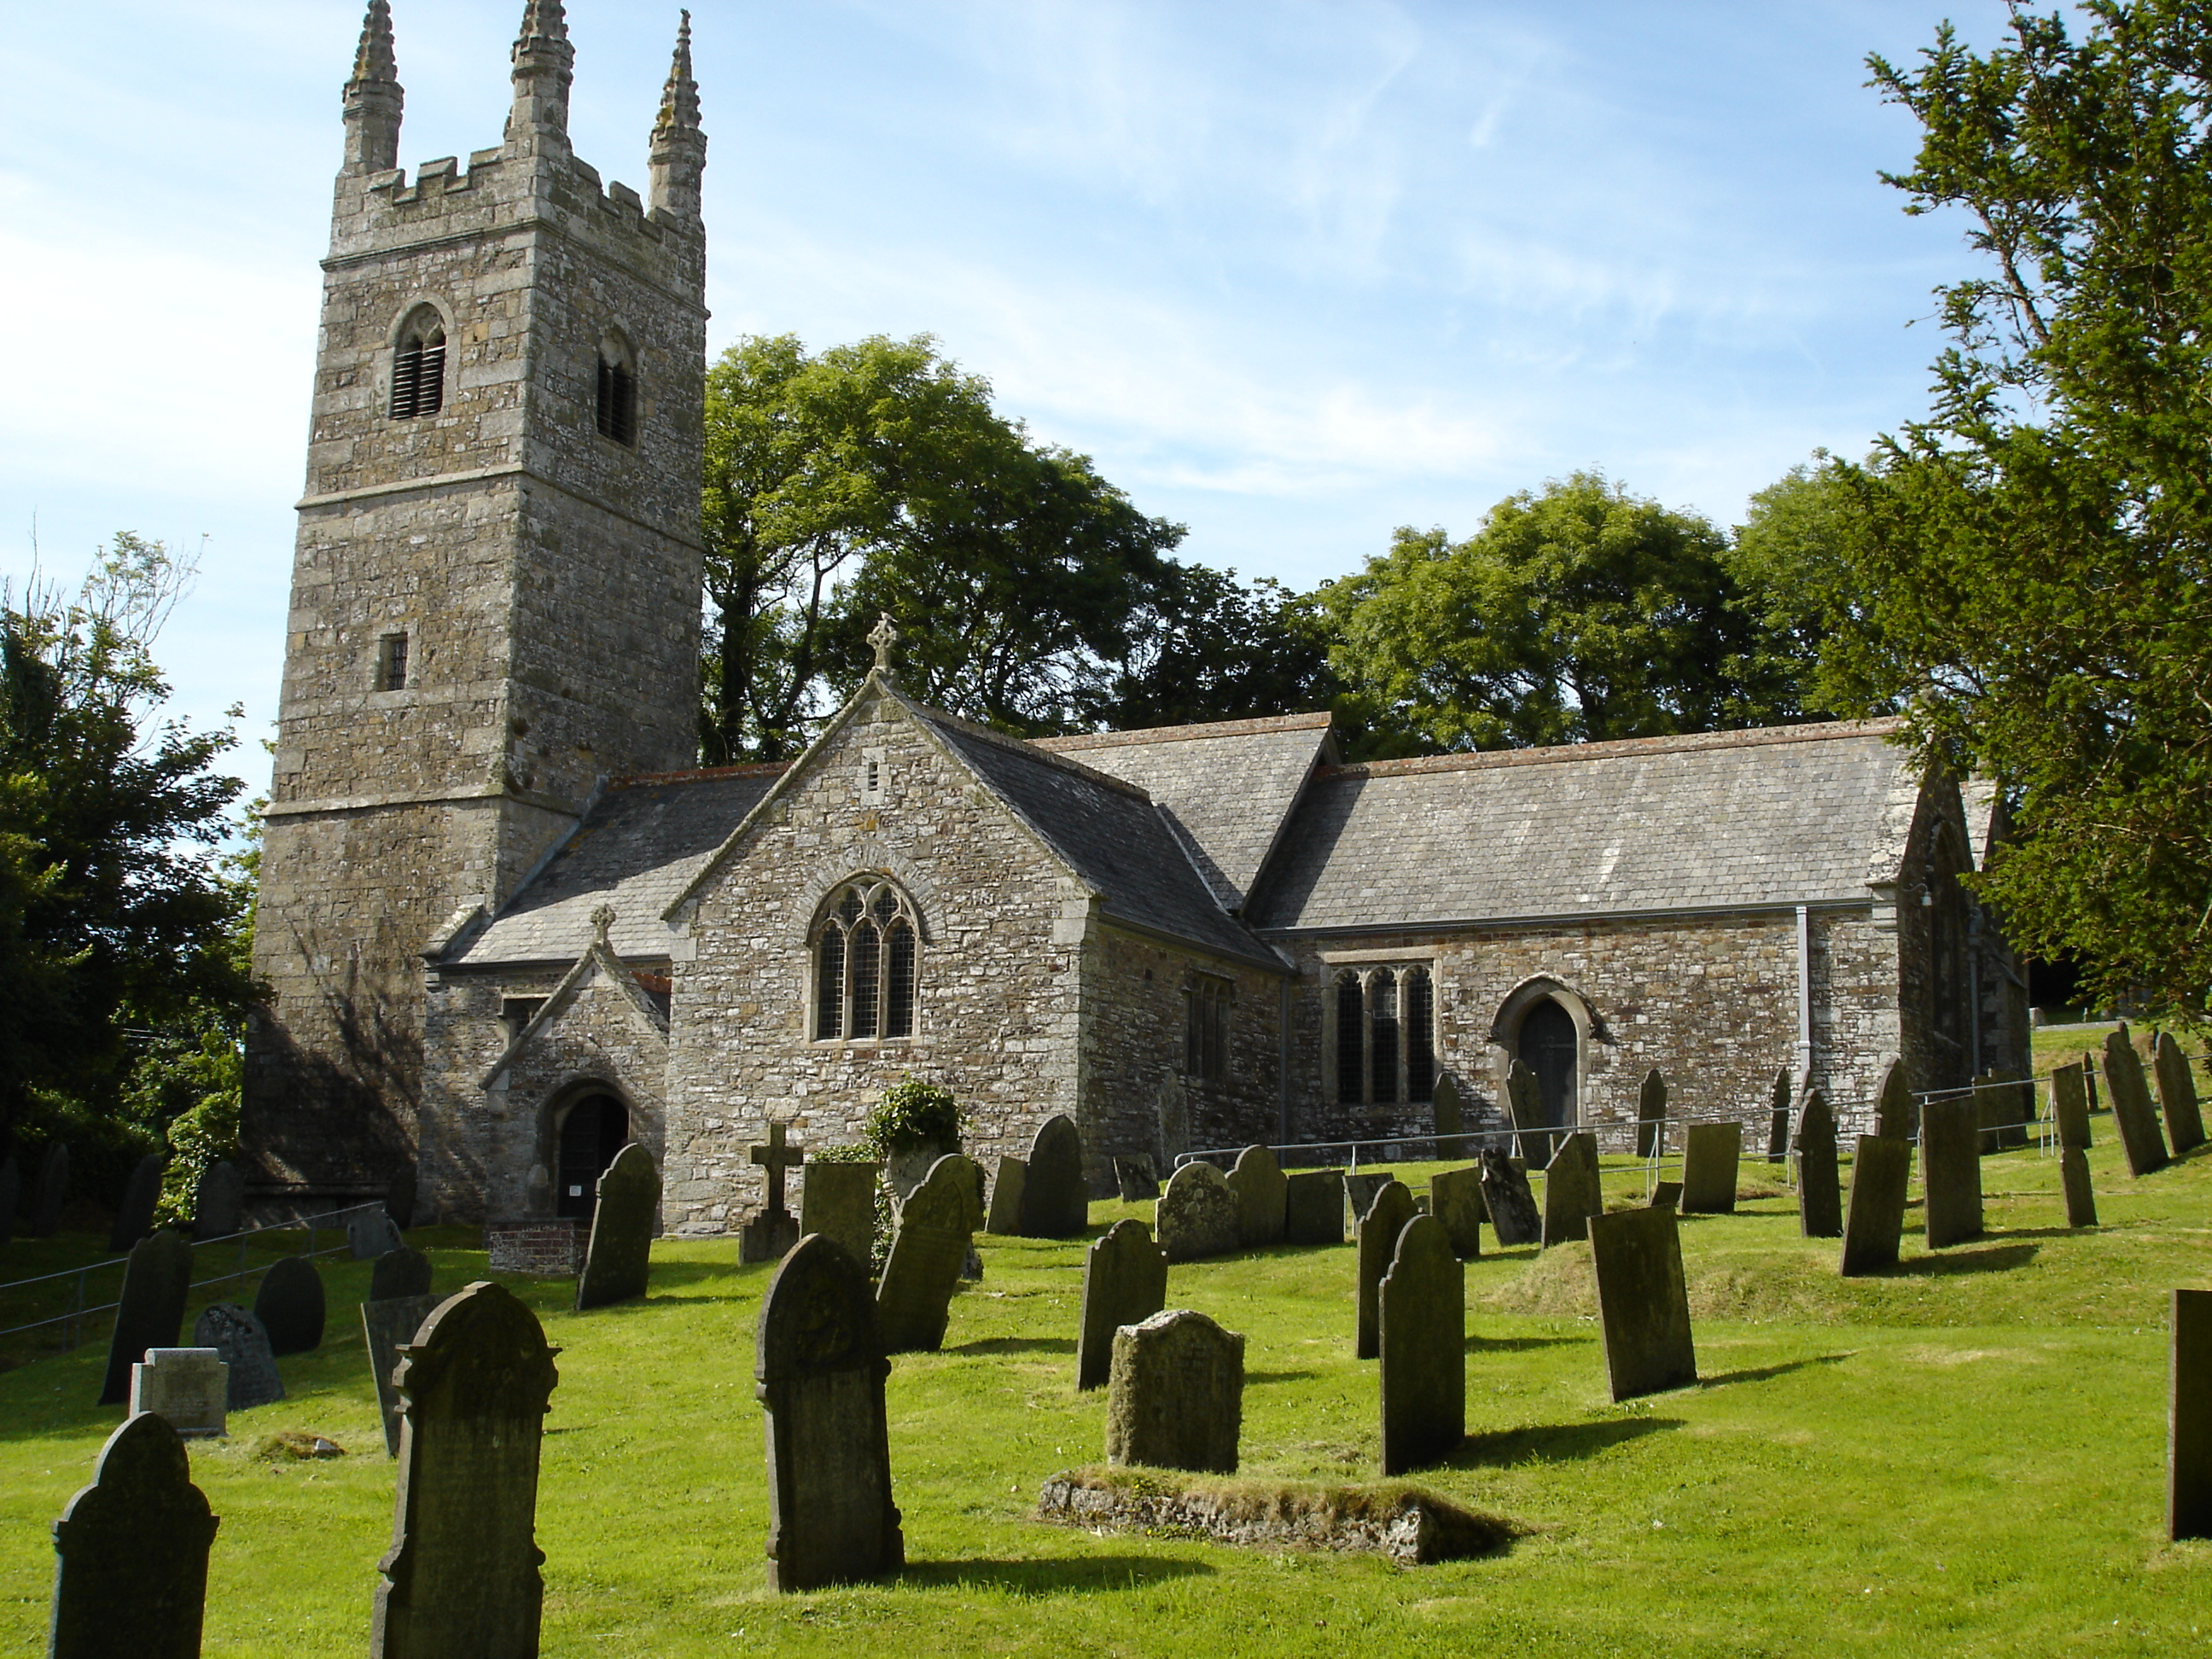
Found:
[377,632,410,692]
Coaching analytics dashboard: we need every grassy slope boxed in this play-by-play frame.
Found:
[2,1133,2209,1658]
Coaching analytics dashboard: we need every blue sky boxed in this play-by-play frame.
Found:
[0,0,2017,765]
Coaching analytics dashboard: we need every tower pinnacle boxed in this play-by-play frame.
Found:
[342,0,403,174]
[509,0,574,144]
[649,9,707,221]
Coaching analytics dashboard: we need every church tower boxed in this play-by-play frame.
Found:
[245,2,707,1209]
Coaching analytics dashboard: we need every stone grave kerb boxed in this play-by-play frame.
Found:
[49,1411,218,1659]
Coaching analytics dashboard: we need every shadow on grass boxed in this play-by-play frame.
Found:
[945,1336,1076,1357]
[1895,1243,2040,1276]
[1447,1416,1681,1469]
[1466,1333,1586,1355]
[1697,1353,1854,1388]
[900,1555,1215,1594]
[1247,1369,1320,1384]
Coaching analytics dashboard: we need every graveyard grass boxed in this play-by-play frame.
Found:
[4,1137,2211,1650]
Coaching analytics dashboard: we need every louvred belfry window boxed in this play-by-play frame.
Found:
[597,355,637,445]
[390,325,445,419]
[812,878,919,1040]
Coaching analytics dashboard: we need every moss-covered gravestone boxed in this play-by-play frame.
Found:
[363,1295,441,1457]
[984,1156,1026,1234]
[2170,1289,2212,1541]
[1017,1115,1087,1238]
[1378,1214,1464,1475]
[108,1154,166,1254]
[1793,1089,1842,1239]
[1226,1144,1287,1248]
[2100,1031,2171,1178]
[1679,1122,1741,1215]
[191,1303,285,1412]
[1635,1068,1668,1160]
[1342,1171,1391,1229]
[876,1154,980,1354]
[1922,1097,1983,1249]
[1477,1148,1540,1247]
[372,1283,559,1659]
[575,1142,660,1312]
[1078,1219,1168,1391]
[99,1231,194,1406]
[2051,1062,2093,1150]
[1112,1155,1159,1202]
[254,1254,327,1357]
[800,1161,881,1269]
[129,1349,229,1439]
[1155,1161,1238,1265]
[1429,1167,1483,1259]
[1281,1169,1344,1245]
[1106,1308,1243,1475]
[49,1412,218,1659]
[1588,1208,1697,1402]
[1540,1132,1602,1248]
[190,1159,246,1242]
[757,1233,904,1591]
[1871,1057,1915,1141]
[1353,1179,1417,1360]
[1838,1136,1912,1277]
[2061,1148,2098,1229]
[2153,1033,2207,1155]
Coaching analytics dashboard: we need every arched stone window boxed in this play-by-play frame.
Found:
[1330,964,1435,1106]
[389,310,445,419]
[813,877,919,1041]
[596,331,637,445]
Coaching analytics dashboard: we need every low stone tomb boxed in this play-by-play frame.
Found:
[130,1348,229,1438]
[49,1411,219,1659]
[191,1159,246,1242]
[1378,1214,1464,1475]
[1649,1181,1683,1211]
[1921,1096,1984,1249]
[1227,1144,1288,1248]
[191,1303,284,1412]
[1114,1155,1160,1202]
[1078,1220,1168,1391]
[1477,1148,1541,1247]
[1872,1057,1916,1141]
[0,1154,16,1247]
[371,1282,559,1659]
[2171,1289,2212,1541]
[2051,1062,2093,1150]
[253,1254,327,1357]
[1106,1308,1243,1475]
[1588,1208,1697,1401]
[1155,1160,1239,1265]
[1837,1136,1912,1277]
[1679,1123,1741,1215]
[757,1234,904,1591]
[985,1156,1027,1234]
[742,1121,806,1265]
[1540,1132,1602,1249]
[1342,1171,1391,1229]
[1018,1115,1088,1238]
[575,1143,660,1312]
[801,1161,881,1269]
[2101,1030,2172,1178]
[347,1204,402,1260]
[1282,1169,1345,1245]
[1794,1089,1842,1239]
[1766,1068,1793,1163]
[99,1231,193,1406]
[363,1294,440,1457]
[2154,1033,2208,1155]
[2061,1148,2098,1229]
[1432,1073,1467,1159]
[109,1153,166,1254]
[1636,1068,1668,1160]
[1354,1180,1417,1360]
[1429,1167,1483,1259]
[371,1245,434,1302]
[875,1153,981,1354]
[31,1140,69,1237]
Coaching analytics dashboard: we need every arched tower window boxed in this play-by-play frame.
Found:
[596,332,637,445]
[813,877,919,1040]
[389,314,445,420]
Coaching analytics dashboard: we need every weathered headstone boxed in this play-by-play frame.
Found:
[1649,1180,1683,1211]
[1872,1057,1915,1141]
[1794,1088,1842,1239]
[2052,1062,2093,1150]
[191,1303,284,1412]
[2101,1030,2172,1178]
[2171,1288,2212,1541]
[129,1348,229,1438]
[1588,1208,1697,1401]
[371,1282,559,1659]
[1429,1167,1483,1260]
[1078,1219,1169,1391]
[2153,1033,2208,1155]
[742,1121,806,1264]
[1478,1147,1541,1247]
[49,1411,218,1659]
[1226,1144,1287,1248]
[190,1159,245,1242]
[875,1153,980,1354]
[1766,1068,1793,1163]
[1975,1068,2030,1155]
[1837,1136,1912,1277]
[253,1253,327,1357]
[1679,1122,1741,1215]
[1635,1068,1668,1160]
[575,1142,659,1311]
[1155,1160,1239,1264]
[1113,1155,1160,1202]
[386,1164,418,1231]
[1342,1170,1391,1229]
[347,1204,402,1260]
[363,1294,441,1457]
[370,1244,434,1302]
[2082,1051,2104,1111]
[1505,1057,1554,1165]
[1378,1214,1464,1475]
[756,1233,904,1591]
[1105,1308,1243,1475]
[800,1161,881,1270]
[2060,1147,2098,1228]
[984,1155,1027,1234]
[1922,1096,1983,1249]
[1540,1131,1603,1248]
[109,1154,166,1254]
[99,1230,194,1406]
[1353,1180,1417,1360]
[1432,1073,1467,1159]
[1017,1115,1087,1238]
[1282,1169,1344,1245]
[0,1153,16,1248]
[1155,1071,1190,1166]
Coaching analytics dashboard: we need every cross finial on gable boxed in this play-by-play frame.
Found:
[591,903,616,945]
[869,614,899,675]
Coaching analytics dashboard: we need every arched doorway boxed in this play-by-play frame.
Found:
[556,1091,630,1221]
[1520,999,1579,1130]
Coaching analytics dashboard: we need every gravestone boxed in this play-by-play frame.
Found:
[1793,1089,1842,1239]
[1635,1068,1668,1160]
[1766,1068,1793,1163]
[875,1153,980,1354]
[1156,1071,1190,1166]
[1872,1057,1915,1141]
[1429,1167,1483,1260]
[1921,1096,1984,1249]
[1226,1144,1287,1248]
[109,1154,166,1254]
[1378,1214,1464,1475]
[253,1254,326,1357]
[191,1303,284,1411]
[2082,1051,2103,1111]
[1505,1058,1554,1165]
[1282,1169,1345,1245]
[742,1121,806,1264]
[1478,1147,1541,1247]
[800,1161,881,1270]
[1679,1122,1741,1215]
[1105,1308,1243,1475]
[2101,1030,2172,1177]
[576,1142,660,1311]
[0,1154,16,1248]
[99,1231,193,1406]
[1078,1219,1169,1391]
[191,1159,245,1242]
[1588,1208,1697,1401]
[371,1281,560,1659]
[1432,1073,1467,1158]
[1017,1115,1088,1238]
[1155,1160,1239,1264]
[2170,1289,2212,1541]
[129,1348,229,1438]
[756,1234,904,1591]
[1113,1155,1160,1202]
[1540,1131,1603,1248]
[984,1156,1027,1234]
[1342,1171,1391,1229]
[1353,1180,1417,1360]
[2060,1147,2098,1229]
[363,1294,441,1457]
[1837,1136,1912,1277]
[347,1205,402,1260]
[387,1164,418,1231]
[48,1411,218,1659]
[1649,1180,1683,1211]
[2153,1033,2208,1154]
[1975,1068,2029,1155]
[30,1140,70,1237]
[2051,1062,2093,1150]
[370,1245,434,1302]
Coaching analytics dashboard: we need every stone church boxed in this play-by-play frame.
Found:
[243,4,2027,1228]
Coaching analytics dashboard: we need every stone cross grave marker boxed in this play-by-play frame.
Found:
[2153,1033,2208,1154]
[31,1140,69,1237]
[1478,1147,1541,1247]
[1432,1071,1467,1159]
[363,1294,441,1457]
[2170,1288,2212,1541]
[1078,1219,1169,1391]
[801,1161,882,1270]
[756,1233,905,1592]
[1106,1308,1243,1475]
[2051,1062,2093,1150]
[984,1156,1026,1234]
[576,1142,660,1312]
[1767,1068,1793,1164]
[1838,1136,1912,1277]
[49,1411,218,1659]
[99,1231,193,1406]
[191,1159,245,1242]
[347,1204,402,1260]
[1113,1155,1159,1202]
[1281,1168,1344,1244]
[742,1121,806,1265]
[1540,1131,1603,1248]
[1155,1160,1239,1264]
[1226,1144,1287,1248]
[371,1245,434,1302]
[1505,1058,1554,1166]
[1679,1122,1741,1215]
[1636,1068,1668,1160]
[2101,1030,2172,1178]
[191,1304,284,1412]
[1429,1167,1483,1259]
[1922,1096,1984,1249]
[1353,1179,1417,1360]
[0,1154,16,1249]
[1872,1057,1915,1141]
[1793,1089,1842,1239]
[371,1283,560,1659]
[1017,1115,1088,1238]
[254,1254,327,1357]
[2061,1148,2098,1228]
[108,1154,166,1254]
[1378,1214,1464,1475]
[1588,1208,1697,1401]
[875,1153,980,1354]
[1342,1171,1390,1231]
[129,1348,229,1438]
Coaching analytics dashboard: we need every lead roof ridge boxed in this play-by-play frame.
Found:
[1318,717,1907,781]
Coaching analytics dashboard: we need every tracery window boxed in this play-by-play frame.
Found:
[1185,974,1231,1083]
[389,319,445,419]
[813,878,917,1040]
[1331,964,1435,1106]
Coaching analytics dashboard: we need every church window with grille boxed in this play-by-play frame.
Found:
[1185,974,1231,1083]
[596,353,637,445]
[1331,965,1435,1106]
[376,632,410,691]
[813,878,918,1040]
[389,321,445,419]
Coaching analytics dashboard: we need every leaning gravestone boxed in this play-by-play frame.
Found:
[1226,1144,1288,1248]
[1432,1072,1467,1159]
[1767,1068,1793,1163]
[99,1231,193,1406]
[371,1282,559,1659]
[1635,1068,1668,1160]
[2102,1029,2172,1178]
[2060,1148,2098,1229]
[1540,1131,1603,1248]
[1378,1214,1464,1475]
[31,1140,70,1237]
[347,1205,402,1260]
[1794,1089,1842,1239]
[109,1154,166,1254]
[363,1294,441,1457]
[1078,1219,1169,1391]
[1155,1160,1240,1265]
[129,1348,229,1438]
[253,1254,327,1357]
[1922,1095,1985,1249]
[984,1156,1027,1234]
[1017,1115,1088,1238]
[756,1233,904,1591]
[1588,1207,1697,1401]
[801,1161,881,1270]
[2153,1033,2208,1155]
[1872,1057,1915,1141]
[1649,1180,1683,1211]
[1342,1171,1391,1230]
[0,1154,16,1249]
[191,1303,284,1411]
[1105,1308,1243,1475]
[370,1245,434,1302]
[2171,1288,2212,1541]
[2052,1062,2094,1150]
[1281,1169,1345,1245]
[1505,1058,1554,1166]
[1679,1122,1741,1215]
[191,1159,245,1242]
[1837,1136,1912,1277]
[1478,1147,1541,1247]
[875,1153,981,1354]
[575,1142,659,1312]
[48,1411,219,1659]
[742,1121,806,1264]
[1113,1155,1159,1202]
[1353,1180,1417,1360]
[1429,1167,1483,1259]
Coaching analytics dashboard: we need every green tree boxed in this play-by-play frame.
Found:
[1079,565,1341,731]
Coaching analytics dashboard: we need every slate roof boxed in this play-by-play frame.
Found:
[1246,719,1920,934]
